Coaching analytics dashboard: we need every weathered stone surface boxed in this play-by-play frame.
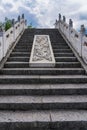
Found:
[29,35,55,67]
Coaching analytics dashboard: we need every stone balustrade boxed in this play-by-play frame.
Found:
[0,14,26,61]
[55,14,87,64]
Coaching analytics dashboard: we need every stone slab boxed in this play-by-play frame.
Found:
[29,35,55,67]
[0,111,50,122]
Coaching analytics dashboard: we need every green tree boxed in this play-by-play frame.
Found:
[28,22,35,28]
[5,17,12,31]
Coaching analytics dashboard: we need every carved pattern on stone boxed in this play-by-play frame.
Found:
[32,35,52,61]
[29,35,55,67]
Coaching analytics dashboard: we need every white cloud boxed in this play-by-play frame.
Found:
[0,0,87,29]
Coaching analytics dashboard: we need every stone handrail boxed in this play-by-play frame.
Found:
[55,14,87,64]
[0,14,26,61]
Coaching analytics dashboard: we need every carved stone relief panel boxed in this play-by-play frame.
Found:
[29,35,55,67]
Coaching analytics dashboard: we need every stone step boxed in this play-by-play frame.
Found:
[13,48,31,52]
[10,52,30,57]
[17,42,32,45]
[14,47,31,50]
[14,46,31,49]
[16,44,32,47]
[0,84,87,95]
[19,40,33,43]
[0,68,84,75]
[0,110,87,130]
[15,45,69,49]
[56,62,81,68]
[7,57,29,62]
[54,53,74,57]
[13,49,30,52]
[51,42,68,45]
[51,39,65,43]
[7,57,77,62]
[15,44,68,47]
[10,52,74,57]
[4,62,81,68]
[53,49,72,53]
[13,48,72,53]
[17,42,67,46]
[0,95,87,110]
[0,75,87,84]
[53,46,70,49]
[55,57,77,62]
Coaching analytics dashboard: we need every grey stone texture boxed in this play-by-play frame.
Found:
[0,29,87,129]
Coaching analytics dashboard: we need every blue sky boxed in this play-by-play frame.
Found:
[0,0,87,29]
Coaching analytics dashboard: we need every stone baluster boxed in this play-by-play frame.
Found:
[62,16,66,32]
[69,19,73,28]
[58,13,61,30]
[80,24,85,36]
[80,24,86,57]
[25,20,27,28]
[69,19,73,39]
[63,16,66,23]
[54,19,58,28]
[22,14,25,29]
[0,25,5,57]
[12,19,16,41]
[22,14,24,19]
[18,15,20,22]
[59,13,61,22]
[18,15,21,33]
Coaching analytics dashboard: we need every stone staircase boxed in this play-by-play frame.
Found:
[0,29,87,130]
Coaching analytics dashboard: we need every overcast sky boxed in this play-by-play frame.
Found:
[0,0,87,29]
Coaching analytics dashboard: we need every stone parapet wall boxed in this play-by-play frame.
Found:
[0,15,26,62]
[55,14,87,64]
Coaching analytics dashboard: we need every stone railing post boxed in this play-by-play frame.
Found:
[54,19,58,28]
[63,16,66,32]
[0,26,5,57]
[59,13,61,30]
[69,19,73,28]
[69,19,73,39]
[18,15,21,33]
[63,16,66,23]
[80,24,86,57]
[18,15,20,22]
[25,20,27,29]
[22,14,25,29]
[12,19,15,41]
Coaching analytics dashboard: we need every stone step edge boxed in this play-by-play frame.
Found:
[0,110,87,122]
[1,68,84,71]
[0,95,87,103]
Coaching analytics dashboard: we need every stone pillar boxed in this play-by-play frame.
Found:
[69,19,73,28]
[62,16,66,33]
[59,13,61,22]
[22,14,25,29]
[22,14,24,19]
[69,19,73,39]
[18,15,20,22]
[12,19,15,41]
[80,25,85,36]
[63,16,66,23]
[18,15,21,34]
[0,25,5,58]
[25,20,27,28]
[58,13,61,30]
[54,19,58,28]
[80,24,86,57]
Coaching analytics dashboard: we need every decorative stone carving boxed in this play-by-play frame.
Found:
[29,35,55,67]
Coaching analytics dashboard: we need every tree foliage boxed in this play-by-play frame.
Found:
[5,17,12,31]
[28,22,35,28]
